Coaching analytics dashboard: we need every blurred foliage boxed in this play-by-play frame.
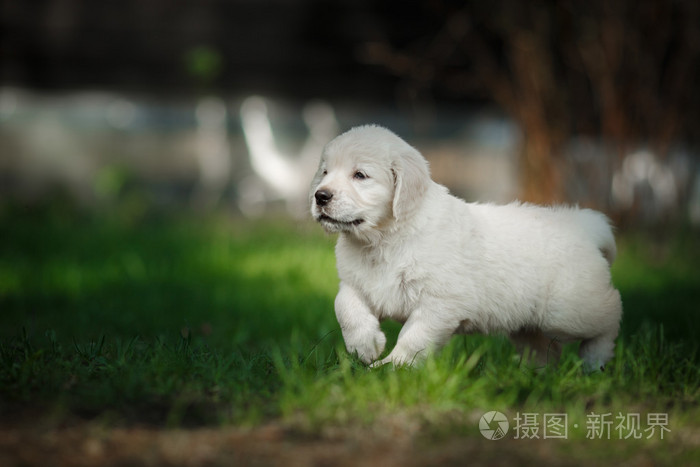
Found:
[183,45,224,89]
[94,165,130,201]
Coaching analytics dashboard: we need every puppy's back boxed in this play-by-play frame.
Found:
[470,202,616,267]
[560,207,616,266]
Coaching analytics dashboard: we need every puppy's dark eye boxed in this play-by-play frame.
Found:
[353,171,368,180]
[322,169,327,176]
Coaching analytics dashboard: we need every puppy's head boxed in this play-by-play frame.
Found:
[310,125,430,239]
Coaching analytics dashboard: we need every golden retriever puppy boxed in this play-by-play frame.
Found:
[310,125,622,371]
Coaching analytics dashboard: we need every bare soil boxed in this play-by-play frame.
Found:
[0,418,670,467]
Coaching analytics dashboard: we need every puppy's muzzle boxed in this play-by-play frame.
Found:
[315,189,333,207]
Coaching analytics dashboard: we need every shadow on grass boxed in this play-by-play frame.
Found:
[0,208,342,425]
[0,209,339,347]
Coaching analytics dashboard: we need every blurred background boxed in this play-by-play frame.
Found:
[1,0,699,227]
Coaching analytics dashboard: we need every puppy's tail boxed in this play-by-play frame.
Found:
[578,209,617,266]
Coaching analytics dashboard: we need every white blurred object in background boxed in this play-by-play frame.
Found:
[191,96,232,210]
[612,149,678,221]
[239,96,338,217]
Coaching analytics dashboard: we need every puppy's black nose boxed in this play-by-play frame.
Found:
[315,189,333,206]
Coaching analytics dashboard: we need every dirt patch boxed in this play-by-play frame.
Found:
[3,408,697,467]
[0,419,600,467]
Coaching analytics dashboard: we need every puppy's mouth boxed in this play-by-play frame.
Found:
[317,214,364,227]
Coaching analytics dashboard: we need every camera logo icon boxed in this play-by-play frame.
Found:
[479,411,509,440]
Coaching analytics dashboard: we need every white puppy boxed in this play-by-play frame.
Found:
[310,125,622,371]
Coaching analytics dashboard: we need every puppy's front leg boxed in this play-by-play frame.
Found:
[374,309,454,367]
[335,282,386,364]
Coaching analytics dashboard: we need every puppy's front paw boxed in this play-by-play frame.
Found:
[343,327,386,364]
[370,349,419,368]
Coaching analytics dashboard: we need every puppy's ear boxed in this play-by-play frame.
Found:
[392,149,430,221]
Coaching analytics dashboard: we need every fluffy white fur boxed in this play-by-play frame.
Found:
[310,125,622,371]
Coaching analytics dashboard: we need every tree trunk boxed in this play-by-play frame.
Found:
[518,128,564,205]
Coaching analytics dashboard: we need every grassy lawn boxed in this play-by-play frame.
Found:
[1,206,699,464]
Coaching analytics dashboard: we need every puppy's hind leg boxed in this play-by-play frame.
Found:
[579,288,621,372]
[579,332,617,373]
[509,329,562,369]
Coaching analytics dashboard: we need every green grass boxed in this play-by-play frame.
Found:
[1,206,699,460]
